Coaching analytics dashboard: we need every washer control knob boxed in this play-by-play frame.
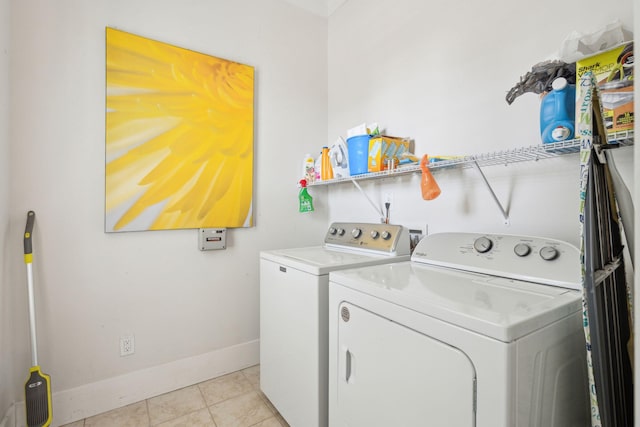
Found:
[514,243,531,257]
[337,228,345,236]
[329,227,337,235]
[370,230,380,239]
[540,246,559,261]
[352,228,362,239]
[381,231,392,240]
[473,236,493,253]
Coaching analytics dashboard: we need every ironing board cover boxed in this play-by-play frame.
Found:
[577,70,602,427]
[577,71,634,427]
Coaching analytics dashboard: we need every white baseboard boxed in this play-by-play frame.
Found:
[15,339,259,427]
[0,404,15,427]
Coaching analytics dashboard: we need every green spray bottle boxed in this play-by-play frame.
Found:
[298,179,314,213]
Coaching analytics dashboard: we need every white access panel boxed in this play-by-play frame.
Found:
[336,302,476,427]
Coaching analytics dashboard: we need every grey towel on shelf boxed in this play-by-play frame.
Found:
[506,60,576,105]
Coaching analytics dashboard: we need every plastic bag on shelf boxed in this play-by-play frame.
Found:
[559,20,632,63]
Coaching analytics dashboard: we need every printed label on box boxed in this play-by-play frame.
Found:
[576,41,634,133]
[368,136,410,172]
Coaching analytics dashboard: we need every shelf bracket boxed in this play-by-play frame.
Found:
[472,161,510,224]
[350,179,385,223]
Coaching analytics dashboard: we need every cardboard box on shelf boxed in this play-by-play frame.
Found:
[576,41,634,133]
[368,136,411,172]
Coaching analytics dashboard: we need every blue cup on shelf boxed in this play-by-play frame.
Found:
[346,135,371,175]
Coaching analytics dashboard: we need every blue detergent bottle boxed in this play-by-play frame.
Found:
[540,77,576,144]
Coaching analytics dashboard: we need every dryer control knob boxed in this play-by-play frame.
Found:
[329,227,337,235]
[337,228,345,236]
[352,228,362,238]
[473,236,493,253]
[381,231,391,240]
[514,243,531,257]
[370,230,380,239]
[539,246,559,261]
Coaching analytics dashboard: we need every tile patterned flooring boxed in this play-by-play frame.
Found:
[61,365,289,427]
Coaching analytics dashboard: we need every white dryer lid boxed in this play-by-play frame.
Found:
[329,262,582,342]
[261,246,410,275]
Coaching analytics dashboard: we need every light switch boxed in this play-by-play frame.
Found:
[199,228,227,251]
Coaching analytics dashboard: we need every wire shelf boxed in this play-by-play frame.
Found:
[309,129,634,186]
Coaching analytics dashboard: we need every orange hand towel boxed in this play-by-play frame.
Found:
[420,155,441,200]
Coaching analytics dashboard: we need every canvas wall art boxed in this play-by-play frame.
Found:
[105,27,254,232]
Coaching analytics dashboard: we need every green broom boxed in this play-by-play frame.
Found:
[23,211,52,427]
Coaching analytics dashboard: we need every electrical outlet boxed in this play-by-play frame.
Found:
[408,224,428,254]
[120,334,135,357]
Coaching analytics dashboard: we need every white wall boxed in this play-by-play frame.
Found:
[7,0,328,424]
[283,0,348,16]
[0,0,12,422]
[327,0,634,247]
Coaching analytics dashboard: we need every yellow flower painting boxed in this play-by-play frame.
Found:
[105,27,254,232]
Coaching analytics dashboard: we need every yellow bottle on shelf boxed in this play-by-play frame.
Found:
[321,146,334,180]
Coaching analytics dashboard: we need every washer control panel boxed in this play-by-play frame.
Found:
[412,232,581,289]
[324,222,410,255]
[471,236,561,261]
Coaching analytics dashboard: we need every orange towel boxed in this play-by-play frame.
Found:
[420,155,441,200]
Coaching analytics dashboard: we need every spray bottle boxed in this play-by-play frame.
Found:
[298,179,314,213]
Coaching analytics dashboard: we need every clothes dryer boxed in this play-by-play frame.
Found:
[329,232,590,427]
[260,222,410,427]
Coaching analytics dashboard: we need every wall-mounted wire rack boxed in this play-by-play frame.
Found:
[309,129,634,187]
[309,130,634,224]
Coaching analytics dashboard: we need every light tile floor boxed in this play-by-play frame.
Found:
[60,365,289,427]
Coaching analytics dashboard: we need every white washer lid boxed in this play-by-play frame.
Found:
[260,246,409,275]
[329,262,582,342]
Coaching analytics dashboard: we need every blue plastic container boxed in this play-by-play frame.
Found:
[347,135,371,175]
[540,77,576,144]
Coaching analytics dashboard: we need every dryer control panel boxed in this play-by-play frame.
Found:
[411,232,581,289]
[324,222,410,256]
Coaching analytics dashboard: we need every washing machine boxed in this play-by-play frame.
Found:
[328,232,590,427]
[260,222,410,427]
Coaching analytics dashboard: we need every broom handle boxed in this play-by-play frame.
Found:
[24,211,38,367]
